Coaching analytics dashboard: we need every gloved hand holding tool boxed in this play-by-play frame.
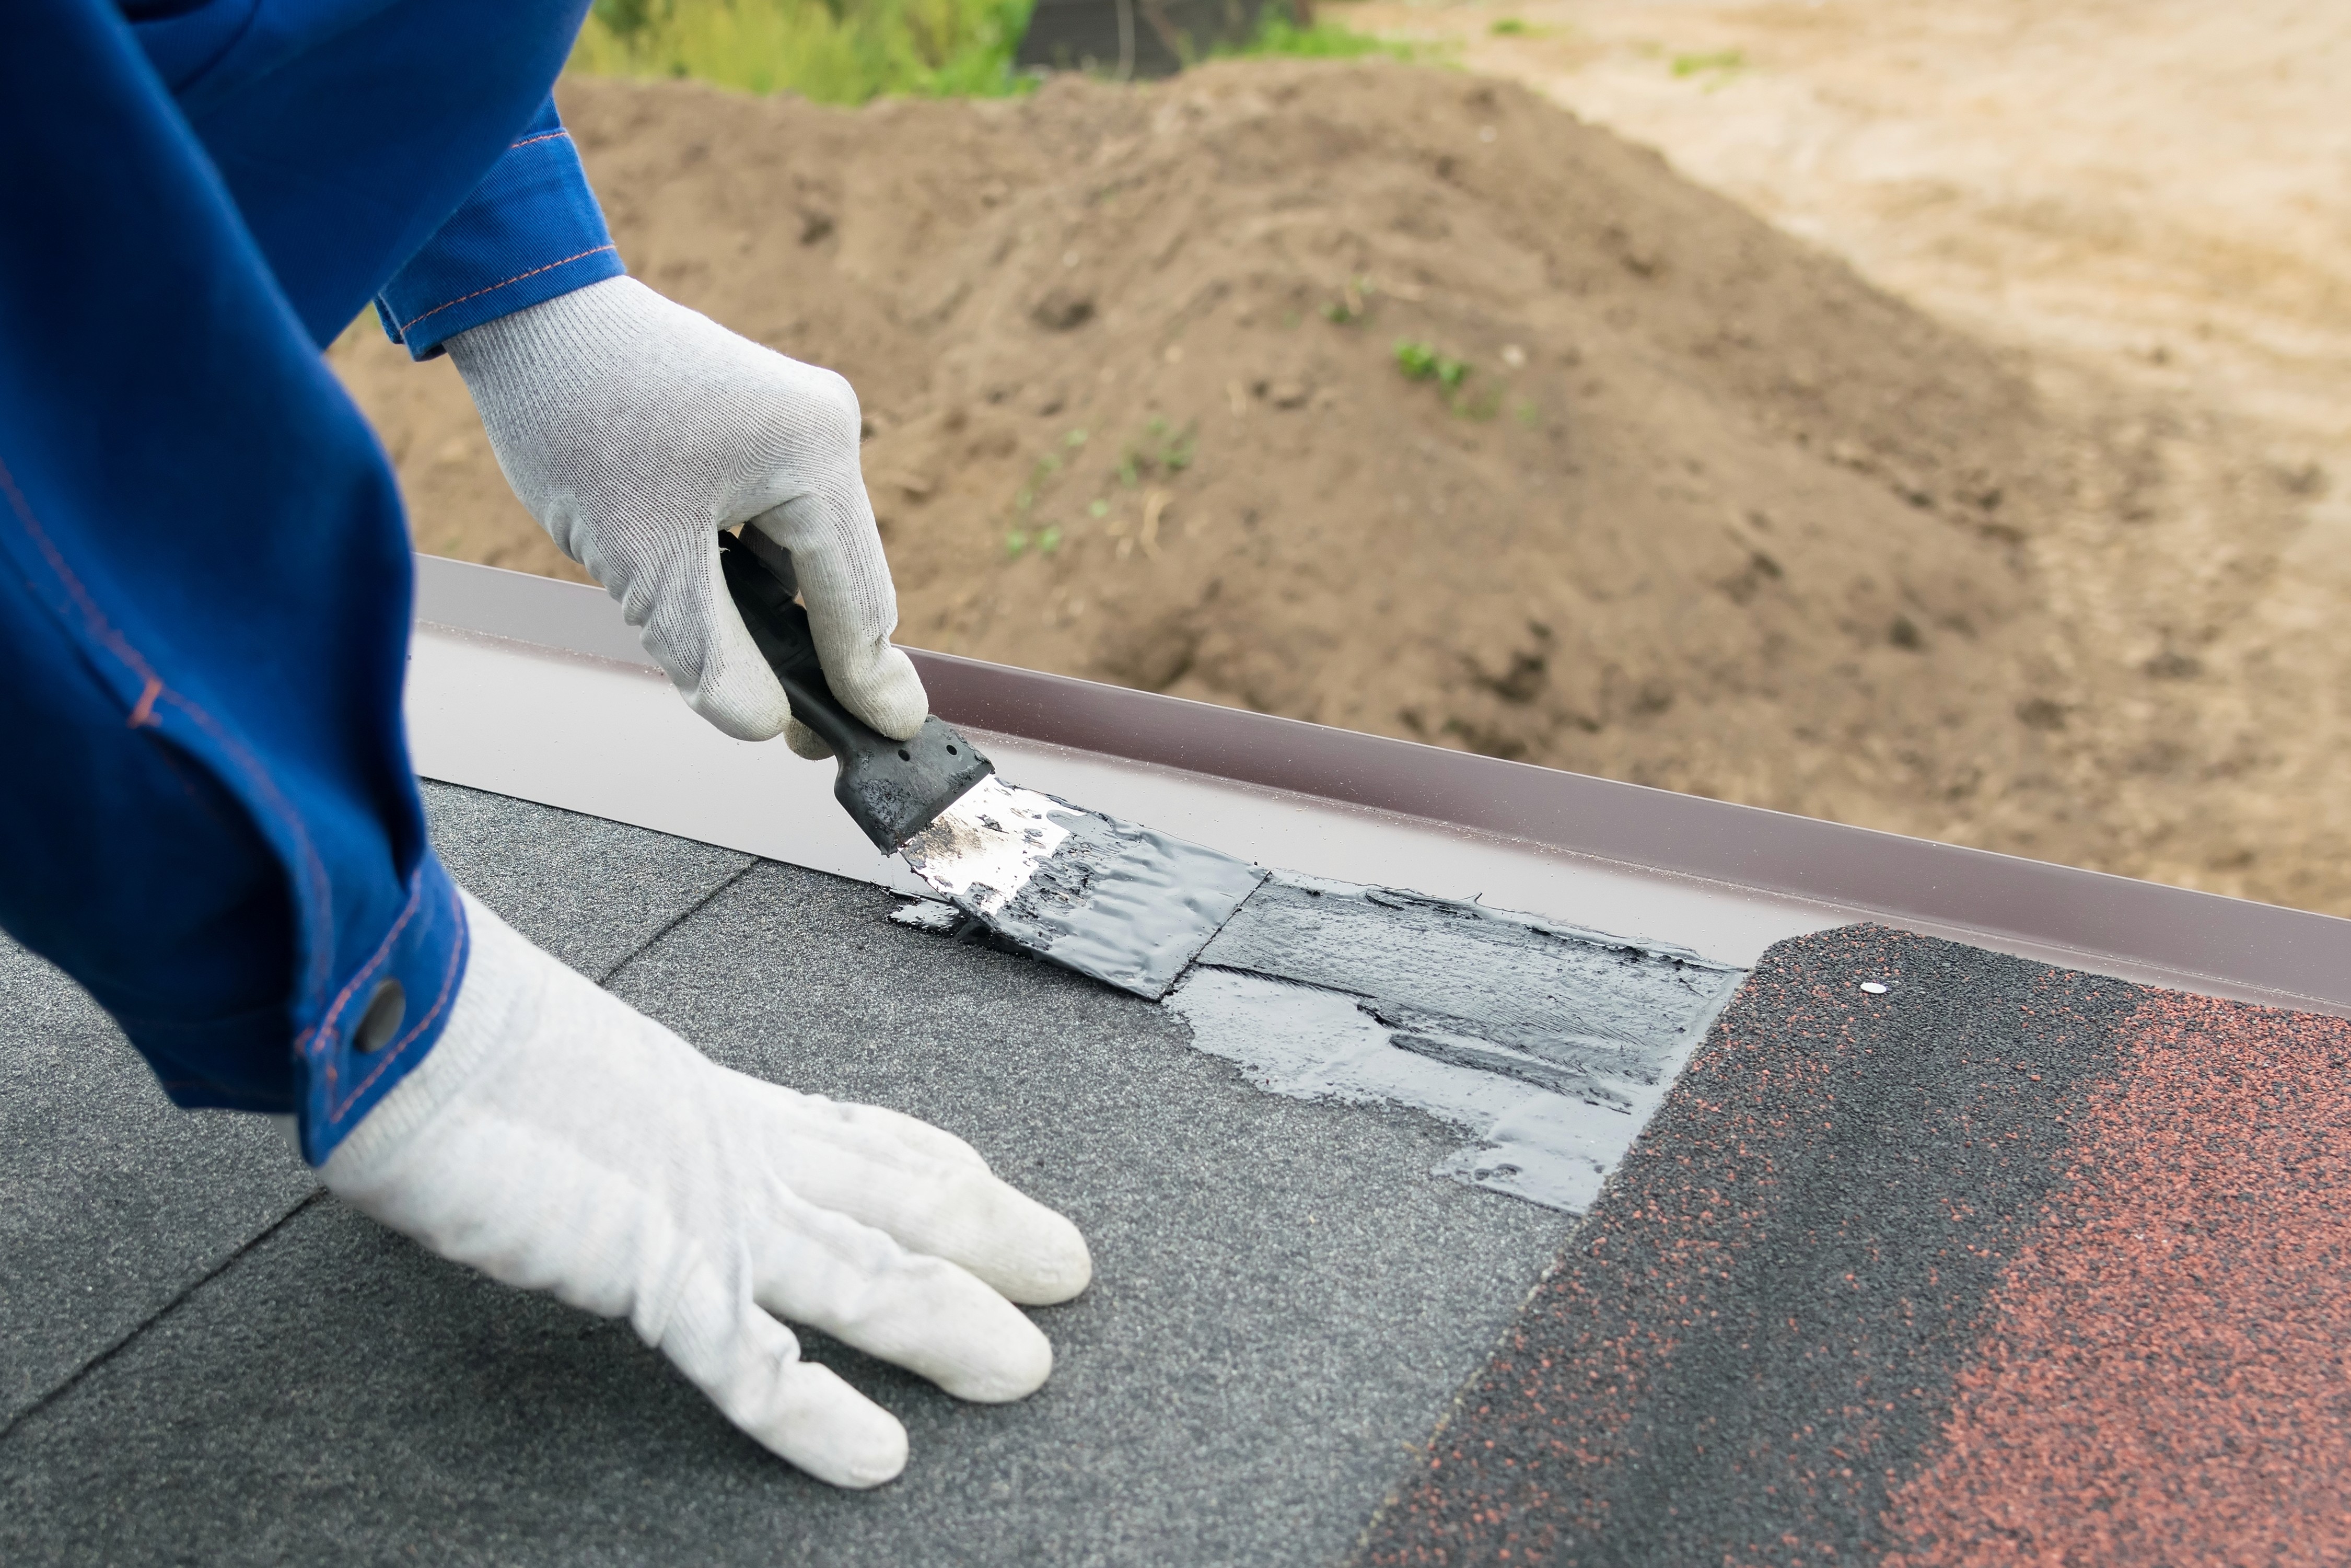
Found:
[340,281,1096,1485]
[446,275,926,758]
[412,254,1268,1485]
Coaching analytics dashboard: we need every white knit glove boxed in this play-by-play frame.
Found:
[321,891,1091,1488]
[446,276,924,754]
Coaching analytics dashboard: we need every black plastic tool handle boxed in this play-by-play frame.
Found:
[719,529,994,852]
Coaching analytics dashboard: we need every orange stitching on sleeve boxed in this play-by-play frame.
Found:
[157,686,335,997]
[324,875,469,1121]
[127,676,162,728]
[3,444,459,1128]
[0,456,339,997]
[395,244,618,333]
[0,454,470,1138]
[307,871,425,1073]
[507,130,572,151]
[0,462,166,698]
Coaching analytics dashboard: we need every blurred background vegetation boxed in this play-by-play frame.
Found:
[572,0,1035,101]
[568,0,1405,104]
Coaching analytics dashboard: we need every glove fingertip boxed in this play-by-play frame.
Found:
[846,647,930,742]
[664,551,794,741]
[690,696,788,743]
[982,1204,1095,1308]
[763,1363,910,1488]
[783,715,834,760]
[671,632,793,741]
[943,1309,1054,1405]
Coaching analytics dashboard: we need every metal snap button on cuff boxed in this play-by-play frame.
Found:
[354,978,406,1054]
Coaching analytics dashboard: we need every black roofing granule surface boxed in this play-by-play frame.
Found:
[1354,924,2136,1566]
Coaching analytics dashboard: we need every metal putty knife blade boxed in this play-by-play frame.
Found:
[897,774,1267,1001]
[720,527,1264,997]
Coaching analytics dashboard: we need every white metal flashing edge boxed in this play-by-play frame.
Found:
[408,555,2351,1017]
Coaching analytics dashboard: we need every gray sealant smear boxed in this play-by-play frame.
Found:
[1195,878,1732,1100]
[1166,874,1743,1212]
[894,867,1742,1213]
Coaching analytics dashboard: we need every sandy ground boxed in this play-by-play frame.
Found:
[1353,0,2351,444]
[1346,0,2351,906]
[334,24,2351,915]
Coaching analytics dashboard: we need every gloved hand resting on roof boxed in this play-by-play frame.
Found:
[321,891,1091,1489]
[446,275,921,759]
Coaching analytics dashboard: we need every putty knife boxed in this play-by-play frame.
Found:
[720,529,1265,998]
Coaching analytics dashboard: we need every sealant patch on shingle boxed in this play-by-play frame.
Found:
[1197,875,1739,1073]
[1166,874,1744,1212]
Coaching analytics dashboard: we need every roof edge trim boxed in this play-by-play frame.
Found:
[414,553,2351,1012]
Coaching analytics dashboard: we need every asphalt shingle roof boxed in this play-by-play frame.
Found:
[2,783,1570,1566]
[11,781,2346,1563]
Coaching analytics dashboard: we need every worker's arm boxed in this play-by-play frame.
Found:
[378,101,921,754]
[0,0,1078,1491]
[371,97,625,356]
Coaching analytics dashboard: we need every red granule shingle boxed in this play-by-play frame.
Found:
[1355,925,2351,1567]
[1883,992,2351,1564]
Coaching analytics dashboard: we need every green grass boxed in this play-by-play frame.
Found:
[569,0,1436,106]
[1223,14,1416,62]
[571,0,1038,104]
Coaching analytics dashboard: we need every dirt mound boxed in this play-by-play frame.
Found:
[334,61,2321,907]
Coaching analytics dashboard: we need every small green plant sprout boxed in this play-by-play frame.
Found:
[1514,398,1541,428]
[1038,525,1064,554]
[1158,419,1198,472]
[1088,497,1111,518]
[1034,452,1062,479]
[1005,528,1030,557]
[1489,17,1551,36]
[1014,487,1034,512]
[1394,339,1472,391]
[1064,428,1089,448]
[1122,416,1197,486]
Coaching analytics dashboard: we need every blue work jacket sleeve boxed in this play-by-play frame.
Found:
[374,96,624,359]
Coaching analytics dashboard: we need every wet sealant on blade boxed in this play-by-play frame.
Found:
[899,775,1267,1000]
